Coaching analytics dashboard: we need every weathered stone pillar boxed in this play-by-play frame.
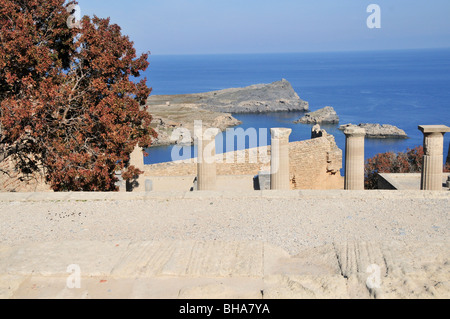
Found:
[270,128,292,190]
[114,171,126,192]
[196,127,220,191]
[127,145,146,191]
[344,126,366,190]
[129,145,145,171]
[419,125,450,191]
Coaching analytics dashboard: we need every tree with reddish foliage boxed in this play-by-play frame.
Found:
[446,143,450,172]
[365,146,428,189]
[0,0,156,191]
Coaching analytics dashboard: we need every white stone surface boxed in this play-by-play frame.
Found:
[0,190,448,299]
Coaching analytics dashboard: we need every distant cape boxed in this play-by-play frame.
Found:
[147,79,309,113]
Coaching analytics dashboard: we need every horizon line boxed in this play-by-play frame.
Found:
[147,46,450,57]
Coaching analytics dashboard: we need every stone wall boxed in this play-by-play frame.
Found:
[144,135,344,190]
[289,136,343,190]
[1,134,344,192]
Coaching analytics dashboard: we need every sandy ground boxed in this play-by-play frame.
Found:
[0,191,449,299]
[0,195,448,251]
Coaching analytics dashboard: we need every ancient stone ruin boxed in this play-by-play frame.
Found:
[127,124,345,192]
[418,125,450,190]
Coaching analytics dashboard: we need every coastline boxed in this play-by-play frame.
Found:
[144,50,450,164]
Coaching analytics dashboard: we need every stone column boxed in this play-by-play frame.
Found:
[114,171,126,192]
[127,145,145,191]
[344,126,366,190]
[196,127,220,191]
[419,125,450,191]
[270,128,292,190]
[129,145,145,171]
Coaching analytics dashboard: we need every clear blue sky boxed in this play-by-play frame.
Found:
[75,0,450,55]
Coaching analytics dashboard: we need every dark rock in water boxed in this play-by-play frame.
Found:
[147,79,309,114]
[294,106,339,124]
[339,123,408,139]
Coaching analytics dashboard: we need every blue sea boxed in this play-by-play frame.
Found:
[141,48,450,167]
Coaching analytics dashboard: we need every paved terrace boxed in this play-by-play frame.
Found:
[0,190,449,299]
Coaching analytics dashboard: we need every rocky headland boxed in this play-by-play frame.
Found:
[148,79,308,114]
[148,105,241,146]
[294,106,339,124]
[339,123,408,139]
[147,79,308,146]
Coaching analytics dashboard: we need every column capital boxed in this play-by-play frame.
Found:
[418,125,450,135]
[270,127,292,139]
[343,126,366,137]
